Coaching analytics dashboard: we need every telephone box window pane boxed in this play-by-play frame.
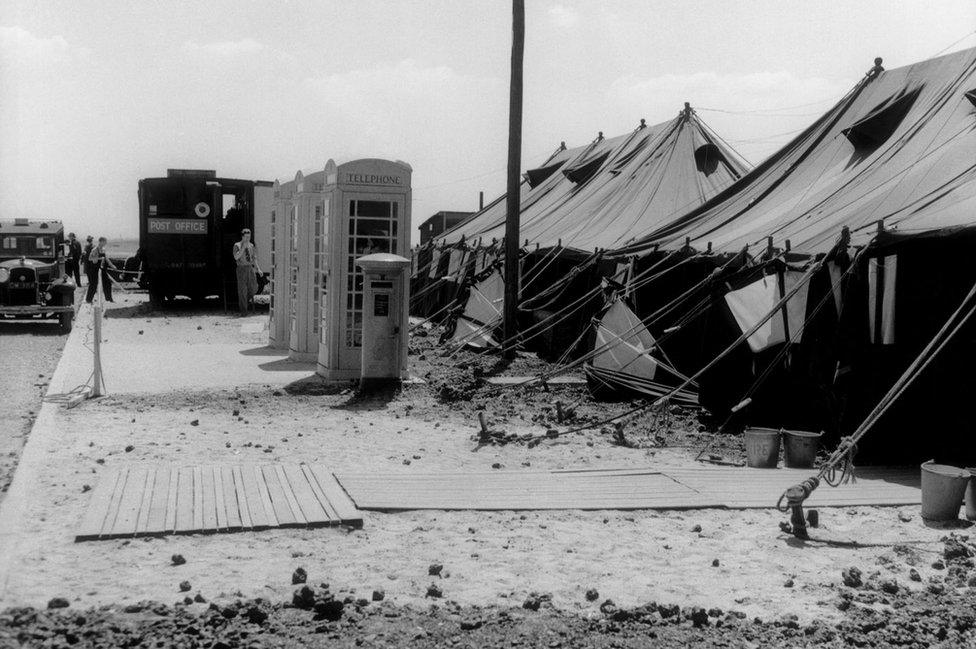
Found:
[392,202,398,219]
[356,200,390,218]
[349,200,356,216]
[356,218,391,237]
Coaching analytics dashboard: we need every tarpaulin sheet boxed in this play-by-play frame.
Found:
[725,271,810,352]
[450,271,504,348]
[868,255,897,344]
[592,300,658,380]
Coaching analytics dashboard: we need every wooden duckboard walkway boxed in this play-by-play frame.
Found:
[77,464,361,542]
[335,466,921,512]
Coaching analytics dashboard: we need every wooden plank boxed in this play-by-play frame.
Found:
[213,466,228,531]
[274,464,306,526]
[240,465,273,529]
[109,467,148,538]
[191,466,204,533]
[302,464,340,522]
[262,465,300,527]
[76,469,122,541]
[282,464,332,526]
[253,465,278,527]
[201,465,218,533]
[164,464,179,534]
[174,466,195,534]
[225,466,245,530]
[135,467,158,535]
[145,466,171,535]
[309,465,362,525]
[100,467,131,537]
[232,466,253,529]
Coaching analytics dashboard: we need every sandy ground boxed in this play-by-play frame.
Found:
[0,310,69,500]
[0,289,968,633]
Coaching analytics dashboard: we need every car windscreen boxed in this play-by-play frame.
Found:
[1,235,57,257]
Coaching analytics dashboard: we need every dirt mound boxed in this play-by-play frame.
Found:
[3,586,974,648]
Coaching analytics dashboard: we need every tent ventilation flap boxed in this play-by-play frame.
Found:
[842,86,922,150]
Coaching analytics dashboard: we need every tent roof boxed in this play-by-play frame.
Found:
[434,110,750,253]
[618,47,976,257]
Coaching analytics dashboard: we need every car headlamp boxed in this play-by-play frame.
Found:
[0,268,9,283]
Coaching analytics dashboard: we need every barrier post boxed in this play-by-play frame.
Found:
[92,304,104,397]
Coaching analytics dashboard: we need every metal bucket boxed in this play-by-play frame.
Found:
[920,461,970,521]
[743,428,780,468]
[964,468,976,522]
[782,430,822,469]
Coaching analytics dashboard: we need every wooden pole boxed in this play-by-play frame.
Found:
[92,304,104,397]
[503,0,525,360]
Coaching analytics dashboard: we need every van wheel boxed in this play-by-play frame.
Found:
[149,289,165,307]
[59,311,74,333]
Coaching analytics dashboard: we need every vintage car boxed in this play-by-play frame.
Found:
[0,219,76,332]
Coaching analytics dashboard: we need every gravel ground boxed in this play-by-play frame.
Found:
[0,317,68,501]
[3,535,976,648]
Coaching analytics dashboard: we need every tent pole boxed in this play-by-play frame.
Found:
[503,0,525,360]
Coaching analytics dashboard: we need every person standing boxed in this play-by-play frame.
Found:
[65,232,83,285]
[82,235,94,280]
[86,237,118,304]
[233,228,258,315]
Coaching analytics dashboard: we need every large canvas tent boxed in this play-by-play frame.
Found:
[435,106,750,254]
[419,107,751,356]
[587,48,976,464]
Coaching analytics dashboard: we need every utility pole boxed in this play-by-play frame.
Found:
[503,0,524,360]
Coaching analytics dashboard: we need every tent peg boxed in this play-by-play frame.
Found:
[555,400,575,423]
[557,238,562,248]
[524,238,530,247]
[766,236,774,253]
[685,237,691,250]
[535,242,540,251]
[639,118,646,129]
[706,242,713,254]
[876,219,885,234]
[785,239,791,252]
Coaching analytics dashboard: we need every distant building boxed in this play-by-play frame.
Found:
[418,211,474,245]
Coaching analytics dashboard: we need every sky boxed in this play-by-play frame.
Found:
[1,1,975,244]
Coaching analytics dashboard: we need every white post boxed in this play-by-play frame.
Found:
[92,304,104,397]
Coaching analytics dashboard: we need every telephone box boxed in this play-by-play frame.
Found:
[268,179,294,349]
[287,170,327,361]
[357,254,411,388]
[316,158,412,381]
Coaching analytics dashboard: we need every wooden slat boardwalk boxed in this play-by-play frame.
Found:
[335,466,921,512]
[76,464,362,542]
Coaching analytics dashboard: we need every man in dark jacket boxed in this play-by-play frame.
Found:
[82,236,94,279]
[65,232,83,285]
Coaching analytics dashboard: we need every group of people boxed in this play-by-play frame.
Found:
[64,232,118,304]
[62,228,260,312]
